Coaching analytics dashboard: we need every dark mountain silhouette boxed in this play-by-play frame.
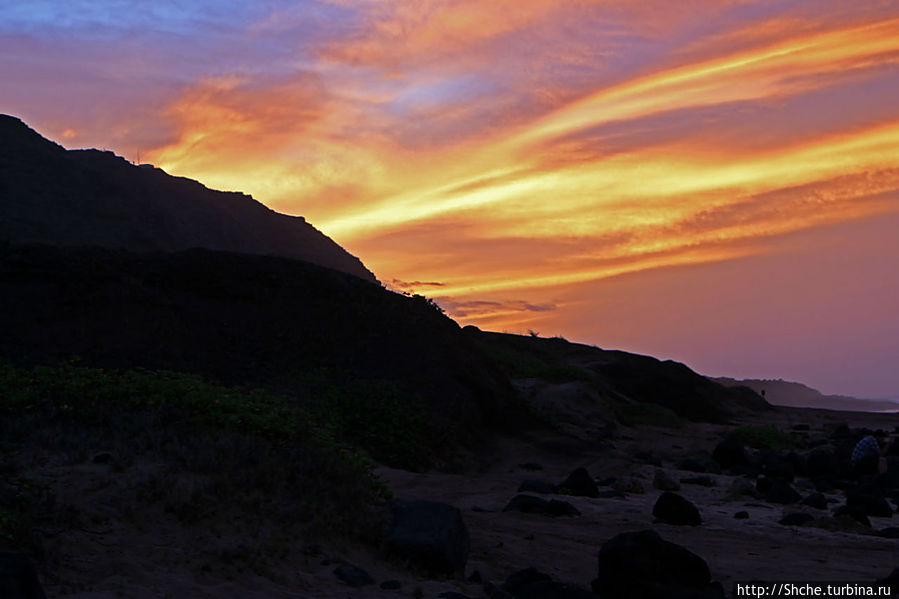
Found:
[714,377,899,412]
[0,113,771,462]
[0,114,375,282]
[0,241,524,464]
[467,330,770,423]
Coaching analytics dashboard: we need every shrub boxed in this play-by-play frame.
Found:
[729,425,795,450]
[615,402,684,428]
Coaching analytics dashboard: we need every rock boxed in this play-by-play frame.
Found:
[729,478,758,498]
[596,477,616,487]
[779,513,814,526]
[503,495,580,518]
[760,454,795,482]
[846,494,894,518]
[680,476,716,487]
[0,553,46,599]
[592,530,724,599]
[806,450,835,478]
[612,478,645,494]
[597,490,626,499]
[515,581,601,599]
[653,492,702,526]
[386,499,470,576]
[518,480,556,495]
[501,567,552,595]
[381,580,402,590]
[756,476,774,494]
[677,458,721,474]
[763,479,801,505]
[557,468,599,498]
[635,450,662,466]
[333,564,374,587]
[653,469,681,491]
[877,527,899,538]
[92,452,114,464]
[712,437,749,470]
[800,493,828,510]
[734,511,749,519]
[834,505,871,528]
[875,568,899,595]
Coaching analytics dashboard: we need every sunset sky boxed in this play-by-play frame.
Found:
[3,1,899,398]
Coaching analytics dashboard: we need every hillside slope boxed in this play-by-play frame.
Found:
[0,114,375,282]
[467,329,771,426]
[0,242,522,463]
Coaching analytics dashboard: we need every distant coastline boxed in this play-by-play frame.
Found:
[714,377,899,413]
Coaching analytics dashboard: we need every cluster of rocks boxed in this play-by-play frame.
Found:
[708,425,899,533]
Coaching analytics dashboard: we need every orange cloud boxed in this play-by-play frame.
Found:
[142,8,899,338]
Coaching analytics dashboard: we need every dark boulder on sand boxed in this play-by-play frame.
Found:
[385,499,470,576]
[763,479,801,505]
[0,553,46,599]
[333,563,374,587]
[557,467,599,498]
[712,437,749,471]
[653,492,702,526]
[800,492,828,510]
[518,480,557,495]
[504,495,581,518]
[592,530,724,599]
[779,513,814,526]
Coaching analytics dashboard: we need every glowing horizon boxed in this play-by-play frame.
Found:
[3,0,899,397]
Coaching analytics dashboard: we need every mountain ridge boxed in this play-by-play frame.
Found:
[0,114,376,282]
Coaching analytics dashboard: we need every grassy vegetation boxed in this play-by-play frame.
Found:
[472,336,592,383]
[615,402,685,428]
[0,360,440,555]
[729,425,795,451]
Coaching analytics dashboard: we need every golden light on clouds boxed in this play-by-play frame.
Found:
[139,11,899,336]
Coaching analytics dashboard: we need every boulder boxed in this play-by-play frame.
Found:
[779,513,814,526]
[677,458,720,474]
[653,492,702,526]
[834,505,871,528]
[800,493,828,510]
[518,480,556,495]
[653,469,680,491]
[712,437,748,470]
[805,450,835,478]
[516,581,601,599]
[557,468,599,498]
[503,495,580,518]
[846,494,894,518]
[592,530,724,599]
[763,479,801,505]
[385,499,470,576]
[760,454,794,482]
[597,490,626,499]
[501,567,552,595]
[612,478,646,494]
[680,476,716,487]
[728,478,758,498]
[0,553,46,599]
[333,564,374,587]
